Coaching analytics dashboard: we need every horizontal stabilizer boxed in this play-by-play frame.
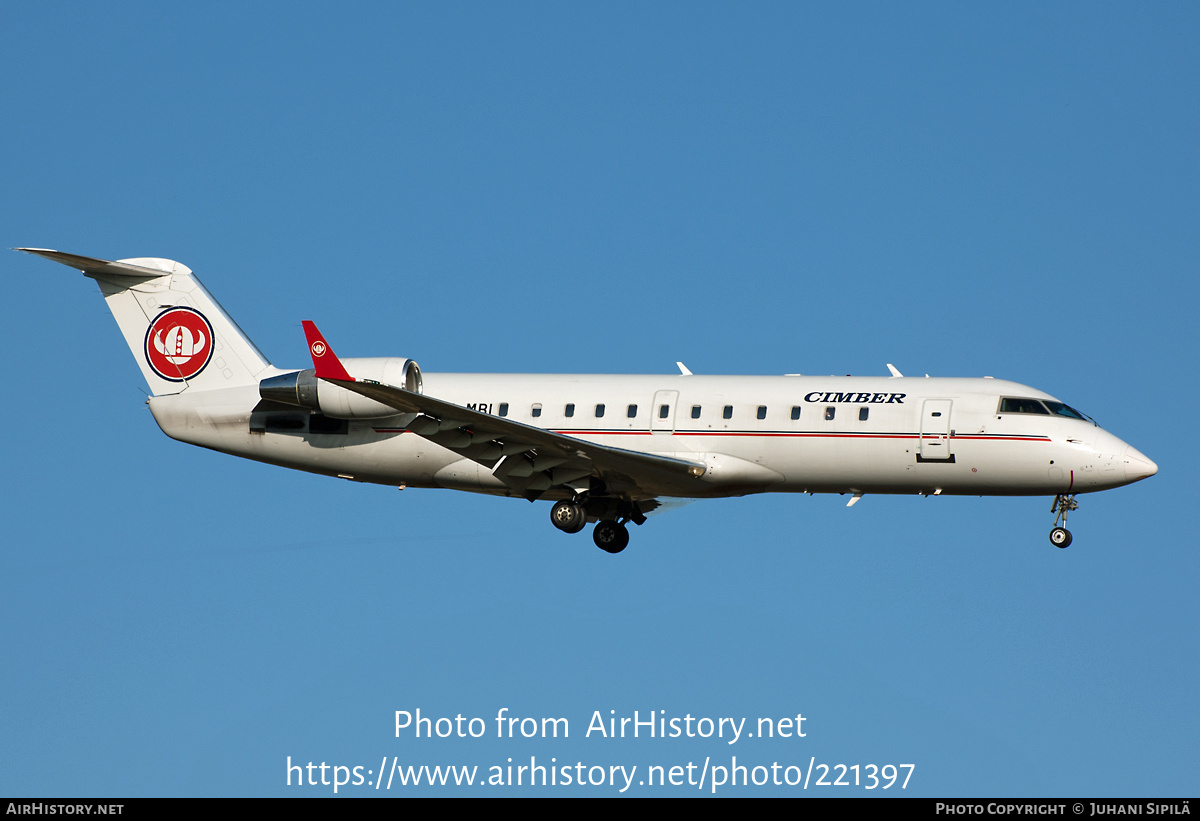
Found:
[15,248,176,280]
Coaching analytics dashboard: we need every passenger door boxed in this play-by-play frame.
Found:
[919,400,954,461]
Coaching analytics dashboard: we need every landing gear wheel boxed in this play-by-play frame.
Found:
[593,520,630,553]
[550,501,586,534]
[1049,527,1072,548]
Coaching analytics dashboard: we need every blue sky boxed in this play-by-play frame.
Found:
[1,2,1195,796]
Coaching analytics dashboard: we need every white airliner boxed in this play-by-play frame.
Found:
[21,248,1158,553]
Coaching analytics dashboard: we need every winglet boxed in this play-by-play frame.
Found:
[302,321,354,381]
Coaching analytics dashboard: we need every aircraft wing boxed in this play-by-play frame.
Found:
[302,322,706,500]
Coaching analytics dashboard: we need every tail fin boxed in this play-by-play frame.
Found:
[17,248,272,395]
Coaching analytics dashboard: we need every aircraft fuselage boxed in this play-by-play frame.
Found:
[148,372,1154,501]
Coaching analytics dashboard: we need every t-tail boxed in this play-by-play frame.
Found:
[17,248,272,394]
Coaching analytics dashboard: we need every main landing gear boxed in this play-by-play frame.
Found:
[549,499,587,534]
[592,520,630,554]
[1049,494,1079,548]
[549,498,640,554]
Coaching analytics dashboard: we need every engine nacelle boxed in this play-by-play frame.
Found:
[259,357,422,420]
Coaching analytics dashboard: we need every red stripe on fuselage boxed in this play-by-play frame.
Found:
[369,427,1053,443]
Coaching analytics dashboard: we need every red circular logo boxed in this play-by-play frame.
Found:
[145,308,214,381]
[311,340,327,357]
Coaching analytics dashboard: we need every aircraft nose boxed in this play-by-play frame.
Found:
[1123,445,1158,483]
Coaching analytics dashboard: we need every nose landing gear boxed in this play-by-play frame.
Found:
[1049,494,1078,548]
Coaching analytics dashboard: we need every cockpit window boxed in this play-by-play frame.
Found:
[1044,401,1095,423]
[999,397,1050,415]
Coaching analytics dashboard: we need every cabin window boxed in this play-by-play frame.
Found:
[498,403,509,417]
[531,403,542,418]
[825,407,836,421]
[659,404,670,419]
[691,405,701,419]
[723,405,733,419]
[999,397,1050,415]
[565,403,575,418]
[791,406,801,420]
[859,407,869,421]
[595,404,605,418]
[627,404,637,418]
[757,405,767,420]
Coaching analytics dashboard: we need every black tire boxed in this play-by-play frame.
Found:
[593,520,630,553]
[1049,527,1072,548]
[550,501,586,534]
